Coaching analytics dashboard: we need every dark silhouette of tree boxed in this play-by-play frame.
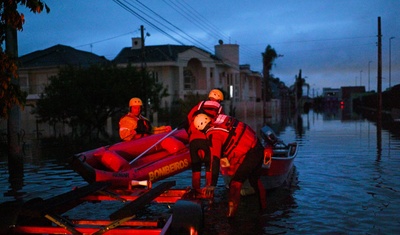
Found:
[34,65,168,140]
[1,0,50,118]
[1,1,49,157]
[291,69,310,111]
[262,45,278,102]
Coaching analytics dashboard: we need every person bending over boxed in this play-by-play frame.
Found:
[193,113,267,217]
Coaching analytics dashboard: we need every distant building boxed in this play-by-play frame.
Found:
[322,86,366,110]
[9,41,263,139]
[341,86,366,103]
[322,88,342,107]
[113,40,262,111]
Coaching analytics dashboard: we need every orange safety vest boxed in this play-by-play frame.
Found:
[119,113,152,141]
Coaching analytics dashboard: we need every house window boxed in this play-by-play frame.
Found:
[151,71,159,82]
[184,69,195,90]
[249,77,253,90]
[20,76,29,93]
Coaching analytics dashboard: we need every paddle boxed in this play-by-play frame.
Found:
[129,121,186,165]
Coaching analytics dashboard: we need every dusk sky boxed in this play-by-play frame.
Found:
[18,0,399,96]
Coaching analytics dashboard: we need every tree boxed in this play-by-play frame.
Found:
[1,1,49,157]
[262,45,278,102]
[291,69,310,112]
[1,0,50,118]
[34,64,168,140]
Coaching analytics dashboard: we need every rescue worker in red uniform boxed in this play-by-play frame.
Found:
[119,97,171,141]
[193,113,267,217]
[185,89,224,198]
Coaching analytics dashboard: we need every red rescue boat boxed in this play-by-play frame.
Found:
[70,128,192,188]
[70,126,298,190]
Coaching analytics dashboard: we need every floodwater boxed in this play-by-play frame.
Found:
[1,109,400,234]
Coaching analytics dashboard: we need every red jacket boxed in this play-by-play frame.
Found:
[205,114,257,175]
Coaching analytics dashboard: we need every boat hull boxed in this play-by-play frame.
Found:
[260,142,298,190]
[70,126,298,191]
[70,129,191,187]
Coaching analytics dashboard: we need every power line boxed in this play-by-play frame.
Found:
[113,0,186,45]
[133,0,213,51]
[74,30,138,49]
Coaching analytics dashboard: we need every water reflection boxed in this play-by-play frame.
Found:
[1,107,400,234]
[4,154,25,200]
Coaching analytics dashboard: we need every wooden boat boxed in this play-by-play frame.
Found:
[70,125,297,191]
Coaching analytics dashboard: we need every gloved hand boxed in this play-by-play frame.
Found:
[165,125,172,132]
[202,186,215,198]
[220,158,230,167]
[153,126,172,134]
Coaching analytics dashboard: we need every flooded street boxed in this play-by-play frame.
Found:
[1,110,400,234]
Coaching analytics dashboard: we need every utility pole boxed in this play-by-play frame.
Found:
[140,25,146,69]
[377,18,382,120]
[377,17,382,153]
[140,25,148,116]
[389,37,395,89]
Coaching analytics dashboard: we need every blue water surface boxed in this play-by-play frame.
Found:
[1,110,399,234]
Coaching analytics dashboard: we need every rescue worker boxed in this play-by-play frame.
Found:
[119,97,171,141]
[193,113,267,217]
[185,89,224,198]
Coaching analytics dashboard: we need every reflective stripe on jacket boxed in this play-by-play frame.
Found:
[119,113,152,141]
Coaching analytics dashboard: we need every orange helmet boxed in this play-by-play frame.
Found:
[129,97,143,107]
[193,113,211,131]
[208,89,224,101]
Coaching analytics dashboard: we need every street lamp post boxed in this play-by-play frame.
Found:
[360,70,362,87]
[389,37,395,89]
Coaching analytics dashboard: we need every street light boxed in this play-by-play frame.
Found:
[389,37,395,89]
[368,61,372,91]
[360,70,362,87]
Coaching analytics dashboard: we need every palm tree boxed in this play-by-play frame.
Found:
[262,45,278,102]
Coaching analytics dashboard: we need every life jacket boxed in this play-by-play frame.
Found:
[207,114,257,159]
[119,113,152,141]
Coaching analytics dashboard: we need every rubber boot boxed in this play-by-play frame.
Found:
[192,172,201,198]
[257,179,267,210]
[227,181,242,218]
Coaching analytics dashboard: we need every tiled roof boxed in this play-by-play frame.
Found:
[113,44,217,64]
[18,44,110,68]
